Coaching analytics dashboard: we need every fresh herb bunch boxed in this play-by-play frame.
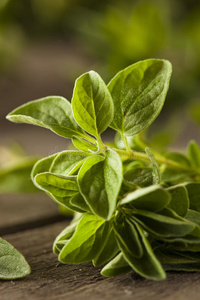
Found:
[6,59,200,281]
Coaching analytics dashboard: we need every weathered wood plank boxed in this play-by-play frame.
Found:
[0,193,65,235]
[1,221,200,300]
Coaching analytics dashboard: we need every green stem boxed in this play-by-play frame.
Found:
[110,147,200,174]
[122,134,131,151]
[97,135,106,152]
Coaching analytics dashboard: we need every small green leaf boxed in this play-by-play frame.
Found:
[0,238,31,280]
[31,153,57,181]
[155,248,198,265]
[114,216,143,258]
[132,209,194,238]
[72,71,114,138]
[101,252,131,277]
[59,213,110,263]
[6,96,86,139]
[108,59,172,136]
[161,168,191,184]
[167,185,189,217]
[78,149,123,220]
[70,193,91,212]
[188,140,200,168]
[53,221,78,254]
[145,147,160,184]
[123,167,153,187]
[163,263,200,272]
[185,209,200,227]
[120,185,170,212]
[72,136,98,152]
[34,172,79,197]
[184,182,200,212]
[164,152,191,167]
[50,151,90,176]
[93,229,119,266]
[169,242,200,252]
[34,172,82,211]
[119,220,166,280]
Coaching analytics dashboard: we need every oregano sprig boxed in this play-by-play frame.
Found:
[6,58,200,281]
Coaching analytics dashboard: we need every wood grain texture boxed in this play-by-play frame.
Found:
[1,221,200,300]
[0,193,64,235]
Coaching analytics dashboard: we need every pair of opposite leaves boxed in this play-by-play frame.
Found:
[7,59,172,147]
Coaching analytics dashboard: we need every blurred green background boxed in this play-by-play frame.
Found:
[1,0,200,154]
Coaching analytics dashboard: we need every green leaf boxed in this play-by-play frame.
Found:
[72,71,114,139]
[59,213,110,263]
[53,221,79,254]
[33,172,83,211]
[31,153,57,181]
[120,185,170,212]
[123,167,153,187]
[114,216,143,258]
[161,168,192,184]
[6,96,86,139]
[167,185,189,217]
[118,220,166,280]
[0,238,31,280]
[70,193,91,212]
[72,136,98,152]
[169,242,200,252]
[132,209,195,238]
[188,140,200,168]
[108,59,172,136]
[163,263,200,272]
[145,147,160,184]
[78,149,123,220]
[155,248,199,265]
[185,209,200,227]
[50,151,90,176]
[101,252,131,277]
[0,157,39,194]
[164,152,191,167]
[34,172,79,197]
[93,229,119,266]
[184,182,200,212]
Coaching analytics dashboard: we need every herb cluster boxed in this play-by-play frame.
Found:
[6,59,200,280]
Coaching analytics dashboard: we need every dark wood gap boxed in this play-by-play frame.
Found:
[0,213,71,236]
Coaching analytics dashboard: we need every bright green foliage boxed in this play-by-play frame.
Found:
[108,59,172,136]
[119,185,170,212]
[119,220,166,280]
[7,58,200,281]
[0,238,31,280]
[78,149,122,220]
[101,252,131,277]
[50,151,90,176]
[59,213,110,263]
[72,136,98,152]
[72,71,114,141]
[6,96,88,139]
[167,185,189,217]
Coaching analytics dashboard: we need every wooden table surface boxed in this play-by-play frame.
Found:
[1,193,200,300]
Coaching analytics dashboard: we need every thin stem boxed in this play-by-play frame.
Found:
[109,147,200,174]
[122,134,131,151]
[97,135,106,152]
